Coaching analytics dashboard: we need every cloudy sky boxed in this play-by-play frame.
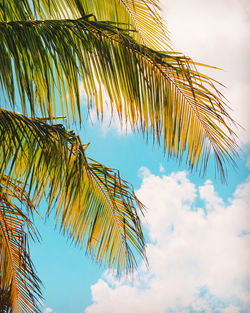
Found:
[30,1,250,313]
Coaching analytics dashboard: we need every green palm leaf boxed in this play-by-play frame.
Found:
[0,176,42,313]
[0,108,146,273]
[0,0,170,49]
[0,17,237,178]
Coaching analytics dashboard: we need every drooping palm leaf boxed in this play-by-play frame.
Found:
[0,108,146,273]
[0,175,42,313]
[0,17,237,178]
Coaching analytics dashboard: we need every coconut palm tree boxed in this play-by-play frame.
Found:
[0,0,237,312]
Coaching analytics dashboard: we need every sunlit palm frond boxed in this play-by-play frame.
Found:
[0,18,237,178]
[111,0,170,49]
[56,0,171,49]
[55,157,146,274]
[0,0,170,49]
[0,176,42,313]
[0,109,146,273]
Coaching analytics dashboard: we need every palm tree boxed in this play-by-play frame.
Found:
[0,0,237,312]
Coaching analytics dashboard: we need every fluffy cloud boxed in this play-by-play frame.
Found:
[85,168,250,313]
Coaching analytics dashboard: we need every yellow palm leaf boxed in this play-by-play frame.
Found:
[0,109,146,274]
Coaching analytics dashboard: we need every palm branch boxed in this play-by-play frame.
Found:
[0,108,145,274]
[0,284,11,313]
[0,175,42,313]
[0,0,170,49]
[0,13,237,179]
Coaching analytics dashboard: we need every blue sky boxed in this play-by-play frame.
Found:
[28,1,250,312]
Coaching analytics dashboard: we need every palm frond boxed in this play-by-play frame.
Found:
[0,18,237,178]
[55,157,146,274]
[0,175,42,313]
[0,284,11,313]
[0,109,146,273]
[0,0,170,49]
[0,0,34,22]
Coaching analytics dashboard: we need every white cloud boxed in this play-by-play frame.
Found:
[221,305,241,313]
[43,308,53,313]
[85,169,250,313]
[199,180,225,212]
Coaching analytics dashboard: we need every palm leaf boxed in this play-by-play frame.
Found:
[0,108,146,273]
[0,18,237,178]
[0,284,11,313]
[0,0,170,49]
[0,175,42,313]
